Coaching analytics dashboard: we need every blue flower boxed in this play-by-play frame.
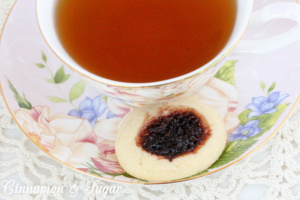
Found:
[246,91,289,119]
[106,111,116,119]
[229,120,262,141]
[68,96,108,126]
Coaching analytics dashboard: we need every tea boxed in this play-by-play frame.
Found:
[55,0,236,83]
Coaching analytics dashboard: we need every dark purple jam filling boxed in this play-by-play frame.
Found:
[137,109,211,161]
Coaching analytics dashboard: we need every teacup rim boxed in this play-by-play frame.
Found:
[35,0,253,88]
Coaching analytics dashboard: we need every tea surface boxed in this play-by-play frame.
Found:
[55,0,236,83]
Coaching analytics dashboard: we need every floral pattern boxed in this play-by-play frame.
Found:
[229,120,262,141]
[229,83,289,142]
[13,103,127,173]
[5,56,291,183]
[82,60,222,104]
[209,82,290,169]
[91,141,125,174]
[195,77,239,134]
[14,106,99,168]
[68,96,113,126]
[246,91,289,118]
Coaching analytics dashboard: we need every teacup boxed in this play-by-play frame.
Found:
[36,0,300,104]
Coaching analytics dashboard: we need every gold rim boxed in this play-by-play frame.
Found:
[1,79,299,185]
[35,0,254,88]
[1,0,299,185]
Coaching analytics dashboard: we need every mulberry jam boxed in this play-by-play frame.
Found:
[136,108,211,161]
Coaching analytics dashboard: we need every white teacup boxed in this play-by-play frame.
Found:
[36,0,300,104]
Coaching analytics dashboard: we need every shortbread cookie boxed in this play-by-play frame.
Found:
[115,96,227,182]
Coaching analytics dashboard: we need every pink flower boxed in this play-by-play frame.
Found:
[14,106,100,168]
[195,78,240,133]
[107,98,131,118]
[92,140,125,174]
[50,142,100,168]
[14,106,55,137]
[94,118,122,141]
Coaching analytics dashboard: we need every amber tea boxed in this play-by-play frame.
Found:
[55,0,236,83]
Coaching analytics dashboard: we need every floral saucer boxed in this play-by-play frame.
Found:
[1,0,300,184]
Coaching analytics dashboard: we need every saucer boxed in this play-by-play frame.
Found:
[1,0,300,184]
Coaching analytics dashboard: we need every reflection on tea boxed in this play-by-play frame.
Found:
[55,0,236,83]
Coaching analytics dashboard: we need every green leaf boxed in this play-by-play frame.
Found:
[121,172,136,179]
[35,63,45,68]
[119,172,147,182]
[42,51,47,63]
[209,139,257,169]
[214,60,237,86]
[260,81,266,91]
[87,169,103,177]
[69,80,86,102]
[268,82,276,94]
[18,98,32,110]
[7,79,19,95]
[54,66,66,83]
[102,96,108,102]
[45,78,55,84]
[251,103,290,139]
[238,109,251,125]
[7,79,32,110]
[53,66,70,84]
[61,74,71,83]
[47,96,67,103]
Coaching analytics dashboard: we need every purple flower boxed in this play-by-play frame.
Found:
[68,96,108,126]
[229,120,262,141]
[246,91,289,119]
